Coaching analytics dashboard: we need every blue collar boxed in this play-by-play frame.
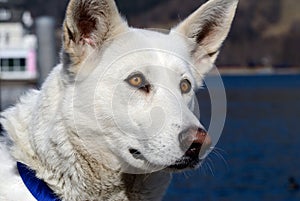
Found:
[17,162,61,201]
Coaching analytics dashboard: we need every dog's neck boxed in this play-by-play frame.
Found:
[2,66,171,201]
[12,128,170,201]
[33,127,171,201]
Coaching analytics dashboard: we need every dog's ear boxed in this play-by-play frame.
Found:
[62,0,128,78]
[171,0,238,83]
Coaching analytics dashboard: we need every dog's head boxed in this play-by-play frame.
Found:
[61,0,238,173]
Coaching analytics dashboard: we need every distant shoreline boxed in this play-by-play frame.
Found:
[210,67,300,76]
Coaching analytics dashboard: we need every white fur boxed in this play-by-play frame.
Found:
[0,0,238,200]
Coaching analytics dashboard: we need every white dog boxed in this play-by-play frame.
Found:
[0,0,238,200]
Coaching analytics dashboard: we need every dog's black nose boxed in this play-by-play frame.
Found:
[184,128,212,158]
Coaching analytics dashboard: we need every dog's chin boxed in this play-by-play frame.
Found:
[166,156,202,172]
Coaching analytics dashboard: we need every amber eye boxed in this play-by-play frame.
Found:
[125,73,147,88]
[180,79,192,94]
[128,75,143,87]
[125,73,151,93]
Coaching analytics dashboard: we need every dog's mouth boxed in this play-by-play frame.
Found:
[128,145,204,171]
[168,142,207,170]
[129,148,144,160]
[167,156,201,170]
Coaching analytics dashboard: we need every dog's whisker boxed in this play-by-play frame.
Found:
[207,164,215,176]
[205,157,215,176]
[210,148,229,170]
[199,160,207,176]
[182,171,190,179]
[202,163,208,176]
[198,161,205,175]
[212,147,228,155]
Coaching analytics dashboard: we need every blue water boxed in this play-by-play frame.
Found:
[163,75,300,201]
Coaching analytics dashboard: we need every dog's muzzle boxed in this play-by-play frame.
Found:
[168,128,212,170]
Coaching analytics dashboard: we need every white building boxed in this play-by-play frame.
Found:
[0,22,37,80]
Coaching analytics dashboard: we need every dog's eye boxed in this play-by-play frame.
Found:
[180,79,192,94]
[128,75,143,87]
[125,73,150,93]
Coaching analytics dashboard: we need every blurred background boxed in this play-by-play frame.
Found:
[0,0,300,200]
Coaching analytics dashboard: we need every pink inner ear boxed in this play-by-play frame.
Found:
[83,37,96,46]
[77,17,97,46]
